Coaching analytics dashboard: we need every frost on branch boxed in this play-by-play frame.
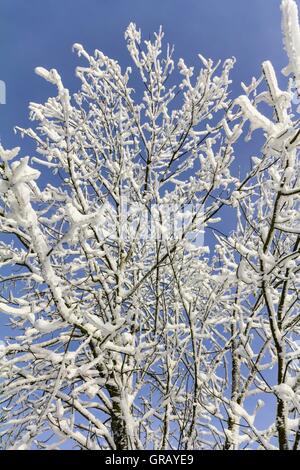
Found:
[0,2,300,451]
[0,23,239,451]
[216,0,300,450]
[281,0,300,95]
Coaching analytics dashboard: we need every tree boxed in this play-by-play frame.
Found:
[206,0,300,449]
[0,0,299,451]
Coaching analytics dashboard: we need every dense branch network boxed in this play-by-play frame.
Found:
[0,0,299,450]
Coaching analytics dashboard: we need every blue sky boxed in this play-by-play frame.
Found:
[0,0,288,150]
[0,0,295,447]
[0,0,292,377]
[0,1,292,333]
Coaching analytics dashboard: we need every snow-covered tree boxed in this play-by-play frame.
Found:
[0,0,299,451]
[208,0,300,450]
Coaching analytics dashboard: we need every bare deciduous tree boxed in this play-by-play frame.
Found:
[0,0,299,451]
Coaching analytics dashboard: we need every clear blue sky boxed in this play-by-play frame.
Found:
[0,0,293,445]
[0,0,291,343]
[0,0,290,307]
[0,0,288,150]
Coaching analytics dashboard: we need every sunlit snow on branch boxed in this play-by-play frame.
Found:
[0,0,299,451]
